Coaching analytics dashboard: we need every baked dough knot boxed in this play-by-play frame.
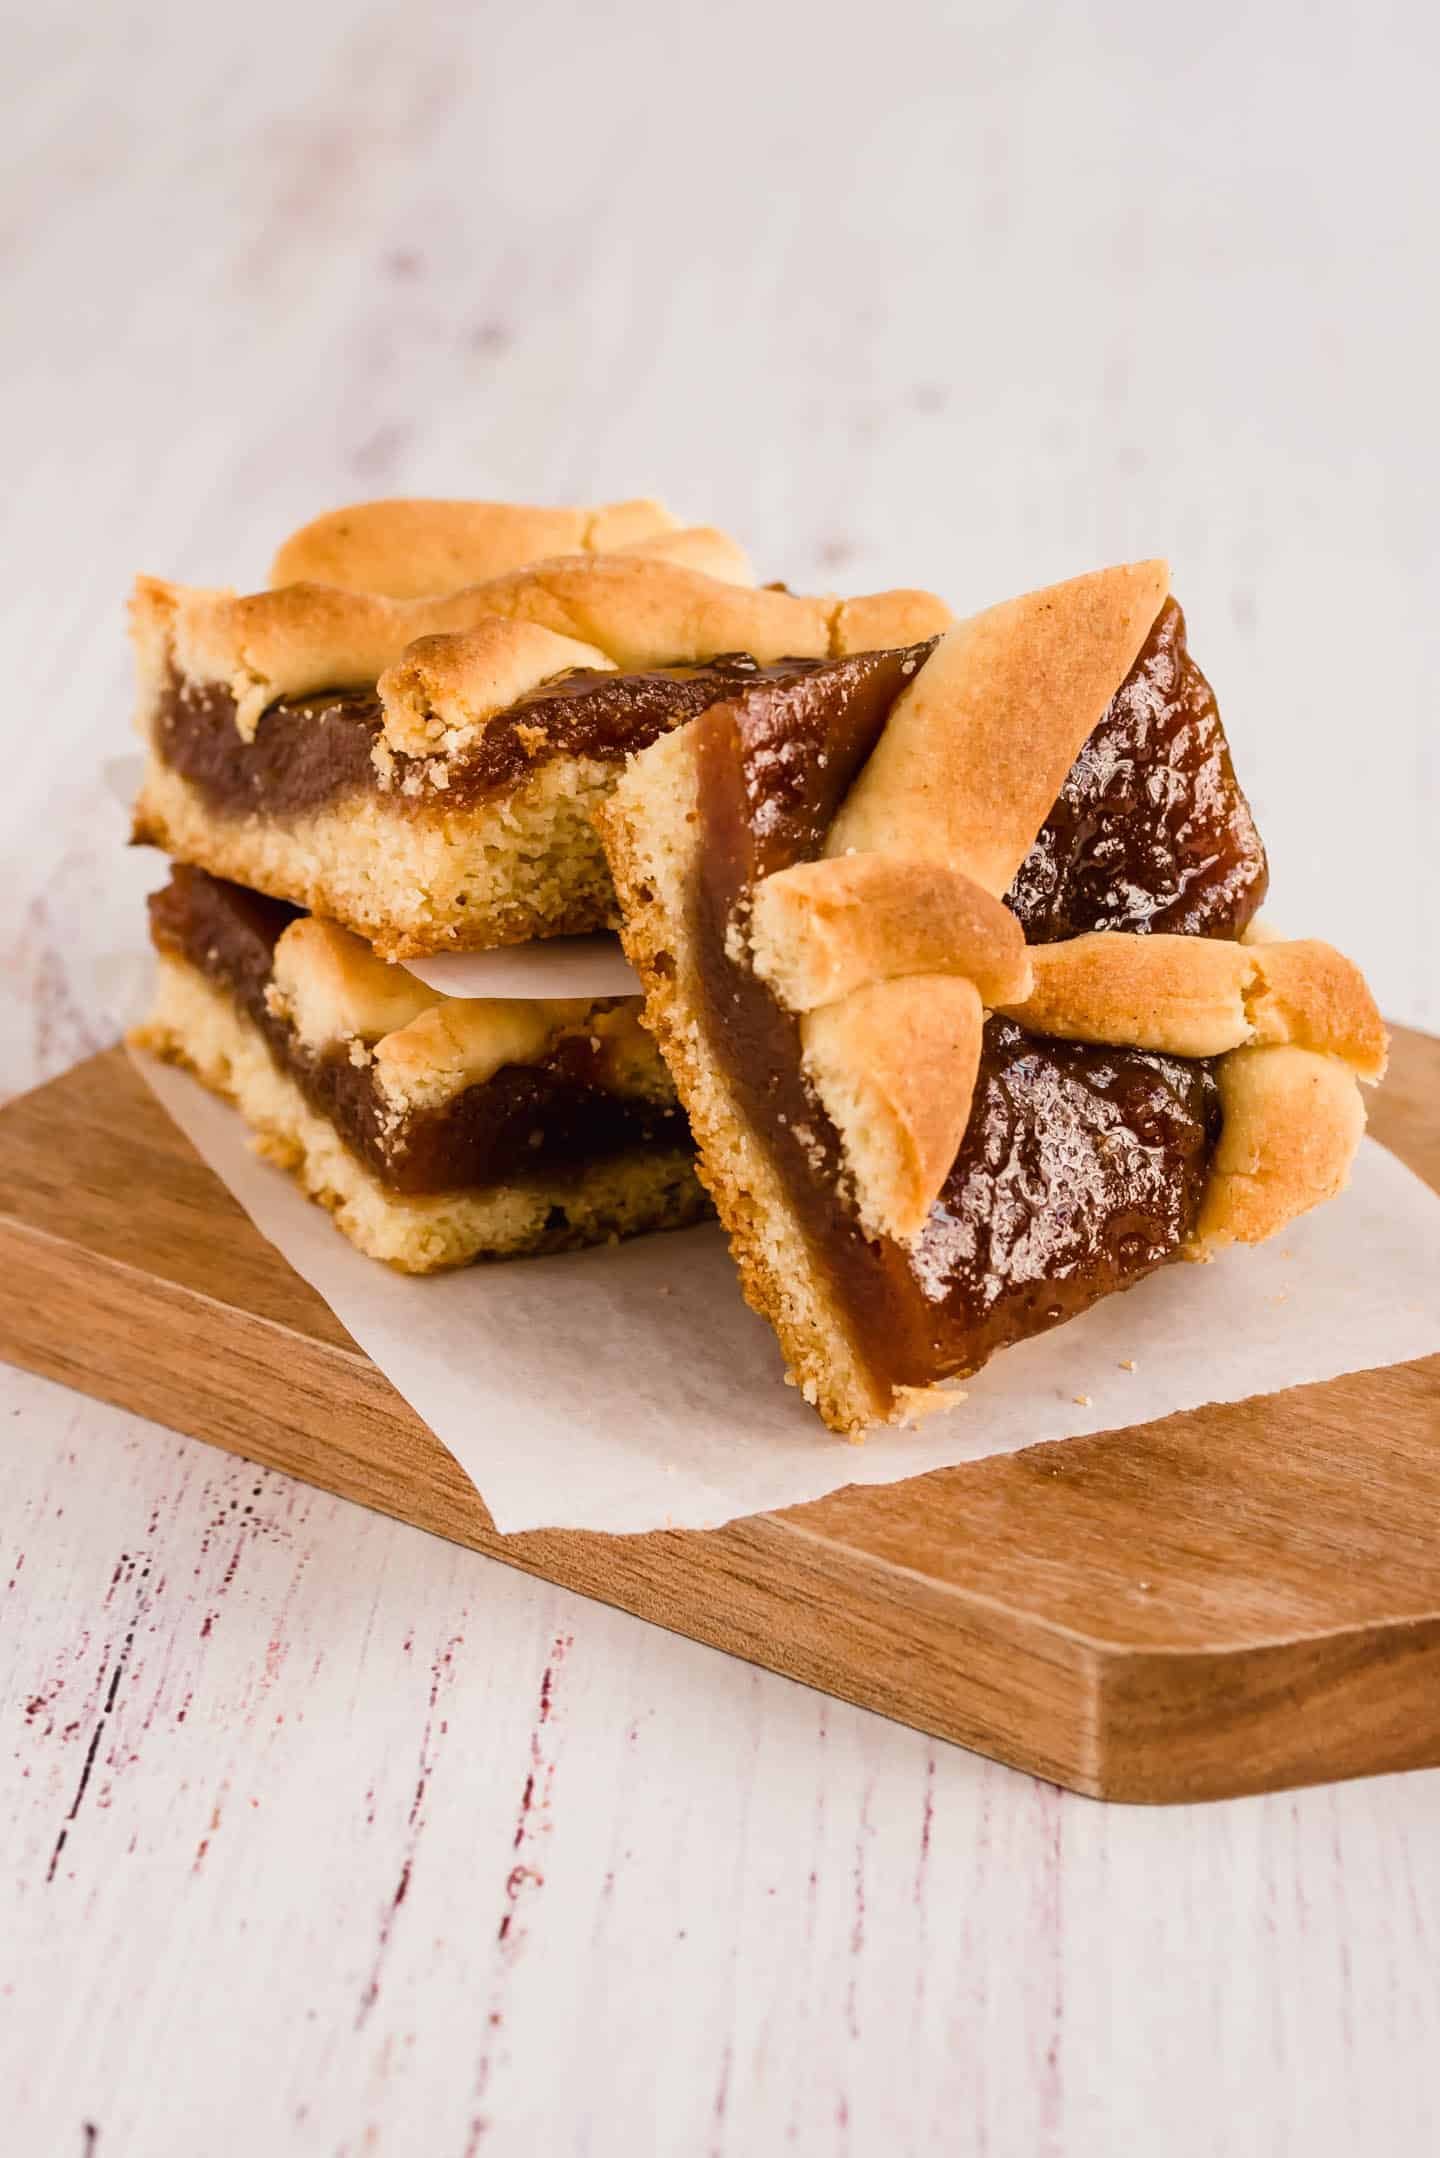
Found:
[737,561,1388,1251]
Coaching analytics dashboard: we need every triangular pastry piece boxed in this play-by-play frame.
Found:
[598,564,1385,1434]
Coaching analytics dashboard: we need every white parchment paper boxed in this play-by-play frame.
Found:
[131,1048,1440,1535]
[401,939,640,999]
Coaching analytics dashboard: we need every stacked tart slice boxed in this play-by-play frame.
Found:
[141,864,701,1271]
[597,561,1388,1433]
[130,495,951,1271]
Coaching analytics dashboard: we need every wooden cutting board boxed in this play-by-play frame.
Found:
[3,1035,1438,1804]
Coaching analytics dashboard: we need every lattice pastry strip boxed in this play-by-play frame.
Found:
[999,932,1386,1073]
[270,495,694,598]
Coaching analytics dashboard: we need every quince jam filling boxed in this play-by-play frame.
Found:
[148,865,692,1197]
[154,655,832,817]
[690,599,1266,1389]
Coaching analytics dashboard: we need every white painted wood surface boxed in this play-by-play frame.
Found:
[2,2,1438,2151]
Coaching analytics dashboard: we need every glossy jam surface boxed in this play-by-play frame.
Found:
[916,1019,1218,1361]
[1009,597,1267,943]
[155,656,832,817]
[690,602,1252,1392]
[149,866,691,1195]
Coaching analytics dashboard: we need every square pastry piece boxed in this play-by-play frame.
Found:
[134,865,707,1272]
[599,563,1388,1434]
[131,548,950,958]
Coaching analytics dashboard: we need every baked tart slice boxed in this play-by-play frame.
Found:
[133,864,709,1272]
[130,549,949,958]
[597,562,1387,1434]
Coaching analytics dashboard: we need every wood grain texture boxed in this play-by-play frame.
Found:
[3,1037,1437,1806]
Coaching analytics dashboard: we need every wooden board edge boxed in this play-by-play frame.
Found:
[13,1201,1440,1801]
[1,1205,1116,1791]
[6,1025,1440,1805]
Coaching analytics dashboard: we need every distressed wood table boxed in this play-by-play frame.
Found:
[3,3,1438,2152]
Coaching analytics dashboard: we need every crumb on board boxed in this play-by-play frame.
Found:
[1072,1393,1091,1407]
[1119,1358,1137,1372]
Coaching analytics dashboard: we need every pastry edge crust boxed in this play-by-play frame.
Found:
[132,954,707,1272]
[597,729,905,1437]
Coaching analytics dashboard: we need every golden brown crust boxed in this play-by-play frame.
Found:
[269,917,443,1047]
[1188,1046,1366,1255]
[1244,940,1389,1080]
[1000,932,1388,1077]
[747,855,1031,1013]
[1001,931,1253,1054]
[268,496,684,596]
[376,621,616,758]
[825,560,1170,892]
[800,975,984,1245]
[608,525,756,584]
[371,998,590,1108]
[831,588,955,654]
[454,554,836,671]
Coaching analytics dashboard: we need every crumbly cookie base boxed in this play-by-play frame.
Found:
[132,954,709,1273]
[132,751,624,959]
[597,733,911,1437]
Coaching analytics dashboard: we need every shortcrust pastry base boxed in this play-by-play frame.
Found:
[132,955,708,1273]
[598,733,895,1435]
[133,751,622,959]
